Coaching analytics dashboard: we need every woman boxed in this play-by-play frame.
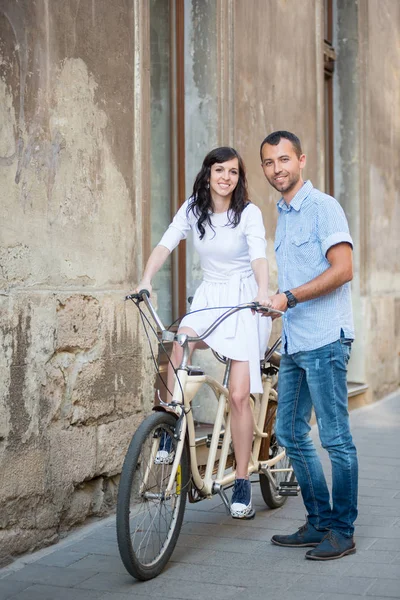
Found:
[135,147,272,519]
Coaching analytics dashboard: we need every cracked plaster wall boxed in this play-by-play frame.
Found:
[362,0,400,397]
[0,0,153,565]
[334,0,400,397]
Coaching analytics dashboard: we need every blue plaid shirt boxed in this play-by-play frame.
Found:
[275,180,355,355]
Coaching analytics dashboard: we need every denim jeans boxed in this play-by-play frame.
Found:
[275,337,358,538]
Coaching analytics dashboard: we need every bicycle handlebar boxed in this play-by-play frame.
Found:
[125,289,150,301]
[126,290,283,345]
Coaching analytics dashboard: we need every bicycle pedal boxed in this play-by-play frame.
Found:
[277,481,300,496]
[206,432,224,449]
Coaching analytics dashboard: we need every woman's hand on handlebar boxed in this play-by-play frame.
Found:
[253,291,272,316]
[129,281,152,297]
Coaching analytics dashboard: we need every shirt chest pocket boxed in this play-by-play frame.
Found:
[290,229,319,265]
[292,228,312,246]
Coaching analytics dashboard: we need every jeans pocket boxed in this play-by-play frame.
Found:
[340,340,352,364]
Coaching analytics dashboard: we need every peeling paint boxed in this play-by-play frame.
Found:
[0,0,147,562]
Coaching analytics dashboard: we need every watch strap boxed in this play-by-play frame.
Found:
[283,290,298,308]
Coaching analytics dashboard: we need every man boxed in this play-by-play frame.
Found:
[260,130,358,561]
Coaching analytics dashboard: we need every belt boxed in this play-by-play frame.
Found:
[202,269,254,338]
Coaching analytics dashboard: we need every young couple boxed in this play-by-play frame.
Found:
[134,131,358,562]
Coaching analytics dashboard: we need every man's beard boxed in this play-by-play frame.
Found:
[269,173,299,194]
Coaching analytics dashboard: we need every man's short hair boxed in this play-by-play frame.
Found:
[260,130,303,160]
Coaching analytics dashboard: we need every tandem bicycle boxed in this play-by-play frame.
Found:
[116,290,298,580]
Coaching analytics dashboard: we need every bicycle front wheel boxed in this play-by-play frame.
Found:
[116,412,189,580]
[259,401,295,509]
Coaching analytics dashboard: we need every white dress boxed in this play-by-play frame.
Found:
[158,199,272,393]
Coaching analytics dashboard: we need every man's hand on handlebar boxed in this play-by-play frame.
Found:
[267,293,288,319]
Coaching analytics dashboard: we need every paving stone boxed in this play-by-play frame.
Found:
[0,579,31,600]
[354,514,398,527]
[33,551,89,568]
[231,592,323,600]
[287,573,374,595]
[159,561,302,589]
[355,526,400,539]
[84,529,118,542]
[350,550,399,564]
[182,509,232,524]
[369,539,400,552]
[172,545,278,569]
[356,505,400,518]
[358,496,400,507]
[366,579,400,598]
[5,564,99,587]
[357,487,399,500]
[76,570,245,599]
[256,516,305,531]
[178,533,267,554]
[97,593,160,600]
[169,546,218,564]
[391,553,400,564]
[67,554,127,575]
[353,537,381,551]
[344,562,400,580]
[6,583,104,600]
[320,595,389,600]
[67,539,119,556]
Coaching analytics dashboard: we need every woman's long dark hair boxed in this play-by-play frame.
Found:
[187,147,249,240]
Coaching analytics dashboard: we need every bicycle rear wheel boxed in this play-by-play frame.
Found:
[116,412,189,580]
[259,400,295,509]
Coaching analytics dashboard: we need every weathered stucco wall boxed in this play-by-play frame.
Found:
[232,0,323,291]
[0,0,153,564]
[230,0,323,350]
[362,0,400,397]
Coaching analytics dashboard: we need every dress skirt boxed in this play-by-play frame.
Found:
[180,268,272,394]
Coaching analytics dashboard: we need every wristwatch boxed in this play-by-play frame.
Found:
[283,290,298,308]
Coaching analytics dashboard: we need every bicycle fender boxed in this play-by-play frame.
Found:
[152,405,179,419]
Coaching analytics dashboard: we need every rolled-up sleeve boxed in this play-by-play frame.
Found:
[317,198,353,257]
[158,200,192,253]
[243,204,267,262]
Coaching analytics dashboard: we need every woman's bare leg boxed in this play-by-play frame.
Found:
[166,327,205,402]
[229,360,253,479]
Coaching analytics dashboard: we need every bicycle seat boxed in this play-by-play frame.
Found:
[264,347,281,367]
[187,366,204,376]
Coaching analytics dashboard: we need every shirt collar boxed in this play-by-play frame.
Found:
[277,180,313,212]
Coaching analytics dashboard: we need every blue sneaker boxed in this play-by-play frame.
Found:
[230,479,255,519]
[271,522,327,547]
[154,431,175,465]
[305,530,356,560]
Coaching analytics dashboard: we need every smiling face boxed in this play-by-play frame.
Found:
[209,158,240,207]
[261,138,306,202]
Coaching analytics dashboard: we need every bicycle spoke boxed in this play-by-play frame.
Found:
[124,423,183,566]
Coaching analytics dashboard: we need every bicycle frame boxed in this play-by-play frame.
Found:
[164,366,286,498]
[132,292,291,500]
